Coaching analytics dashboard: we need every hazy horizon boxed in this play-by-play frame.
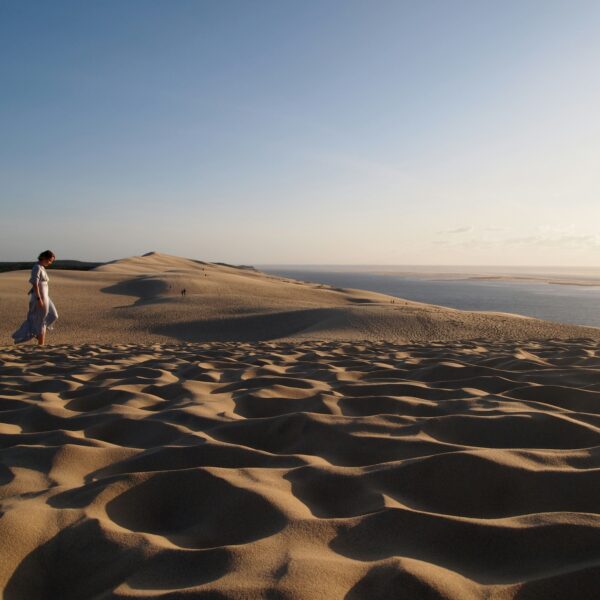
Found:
[9,252,600,276]
[2,1,600,265]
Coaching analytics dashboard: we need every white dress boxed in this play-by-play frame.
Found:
[12,264,59,343]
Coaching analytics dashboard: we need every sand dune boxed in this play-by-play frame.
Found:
[1,252,599,344]
[1,339,599,598]
[1,254,600,598]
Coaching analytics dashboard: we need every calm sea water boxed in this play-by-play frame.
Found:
[261,268,600,328]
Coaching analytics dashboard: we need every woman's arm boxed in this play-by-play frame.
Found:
[33,281,44,308]
[30,265,44,308]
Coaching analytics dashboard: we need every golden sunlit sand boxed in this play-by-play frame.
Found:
[1,254,599,599]
[2,252,599,345]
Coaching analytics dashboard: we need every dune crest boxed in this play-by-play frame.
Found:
[94,251,207,274]
[2,252,600,344]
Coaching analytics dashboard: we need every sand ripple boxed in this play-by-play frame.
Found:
[1,339,600,599]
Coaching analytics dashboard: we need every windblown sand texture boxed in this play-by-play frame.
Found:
[1,339,600,599]
[2,252,600,344]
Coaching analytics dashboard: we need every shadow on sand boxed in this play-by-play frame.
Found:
[151,308,348,342]
[100,277,175,307]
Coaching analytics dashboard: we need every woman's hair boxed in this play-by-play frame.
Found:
[38,250,55,261]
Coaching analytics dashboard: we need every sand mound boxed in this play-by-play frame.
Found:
[2,252,600,344]
[94,251,207,274]
[1,339,599,598]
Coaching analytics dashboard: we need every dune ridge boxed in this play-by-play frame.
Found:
[2,252,600,345]
[1,338,600,599]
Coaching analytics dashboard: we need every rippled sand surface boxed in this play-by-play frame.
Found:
[1,340,599,599]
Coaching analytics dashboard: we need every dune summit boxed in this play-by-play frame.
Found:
[1,252,599,344]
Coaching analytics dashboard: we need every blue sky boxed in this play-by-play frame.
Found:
[1,1,599,264]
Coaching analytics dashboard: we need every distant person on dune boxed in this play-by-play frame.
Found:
[12,250,59,345]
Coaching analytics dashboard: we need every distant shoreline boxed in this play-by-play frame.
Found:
[261,266,600,328]
[261,265,600,288]
[465,275,600,287]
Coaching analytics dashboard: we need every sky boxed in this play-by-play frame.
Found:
[1,0,599,265]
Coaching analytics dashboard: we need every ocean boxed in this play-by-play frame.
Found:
[260,267,600,328]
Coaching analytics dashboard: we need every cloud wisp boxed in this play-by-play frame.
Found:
[437,226,473,234]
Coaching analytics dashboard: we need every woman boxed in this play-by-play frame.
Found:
[12,250,59,345]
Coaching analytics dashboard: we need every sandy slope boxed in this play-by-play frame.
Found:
[1,339,599,599]
[2,253,600,599]
[1,252,599,344]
